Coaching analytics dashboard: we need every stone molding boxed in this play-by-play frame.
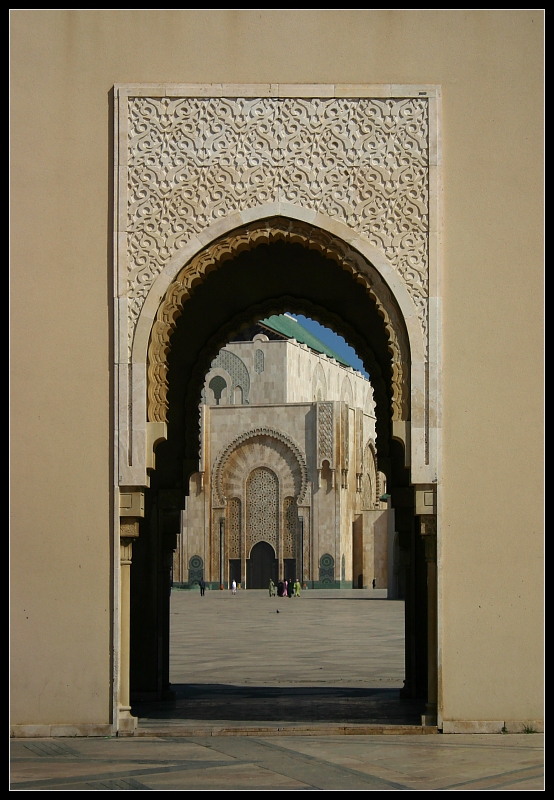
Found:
[147,217,410,424]
[10,724,114,738]
[212,426,309,507]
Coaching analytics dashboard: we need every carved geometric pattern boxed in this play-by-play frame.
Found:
[319,553,335,583]
[341,401,349,470]
[283,496,297,560]
[126,96,428,341]
[317,402,334,466]
[246,467,278,554]
[120,521,139,539]
[254,349,264,374]
[147,218,410,424]
[210,350,250,404]
[228,498,241,559]
[212,426,309,507]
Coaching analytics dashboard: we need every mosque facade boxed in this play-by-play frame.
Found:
[173,315,393,591]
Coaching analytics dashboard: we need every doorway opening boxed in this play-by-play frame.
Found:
[128,224,432,728]
[248,542,278,589]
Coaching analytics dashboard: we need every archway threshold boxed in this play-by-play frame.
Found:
[126,722,438,737]
[130,684,431,737]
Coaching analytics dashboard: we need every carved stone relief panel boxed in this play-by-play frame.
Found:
[227,497,241,559]
[254,349,265,374]
[283,496,297,560]
[122,92,431,346]
[317,402,334,468]
[246,467,279,554]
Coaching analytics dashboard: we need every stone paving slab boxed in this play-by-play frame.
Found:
[11,734,544,790]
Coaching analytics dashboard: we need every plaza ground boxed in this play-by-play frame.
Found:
[11,589,543,790]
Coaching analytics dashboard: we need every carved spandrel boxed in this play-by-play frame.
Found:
[124,96,430,346]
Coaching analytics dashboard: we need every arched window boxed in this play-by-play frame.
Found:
[209,375,227,405]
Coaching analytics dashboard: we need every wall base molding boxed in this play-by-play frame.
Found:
[11,724,113,738]
[441,719,543,734]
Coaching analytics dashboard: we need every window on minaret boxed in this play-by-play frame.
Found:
[209,375,227,405]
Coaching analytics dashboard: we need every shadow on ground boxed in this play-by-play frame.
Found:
[132,685,426,725]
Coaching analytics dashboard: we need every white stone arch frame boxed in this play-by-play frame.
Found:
[121,206,436,486]
[113,84,442,731]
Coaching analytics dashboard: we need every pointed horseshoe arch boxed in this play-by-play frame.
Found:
[146,217,412,426]
[212,426,309,508]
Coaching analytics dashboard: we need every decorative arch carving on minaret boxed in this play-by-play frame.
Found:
[212,426,309,508]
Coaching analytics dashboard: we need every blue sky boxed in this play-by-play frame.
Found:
[293,314,369,378]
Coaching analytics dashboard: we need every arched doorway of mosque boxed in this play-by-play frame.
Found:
[247,542,278,590]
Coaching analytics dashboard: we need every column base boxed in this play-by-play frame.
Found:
[118,707,138,733]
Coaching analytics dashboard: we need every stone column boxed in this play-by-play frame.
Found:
[420,514,438,726]
[118,519,139,733]
[298,515,304,584]
[219,517,225,588]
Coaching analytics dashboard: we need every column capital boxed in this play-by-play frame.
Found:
[120,518,140,553]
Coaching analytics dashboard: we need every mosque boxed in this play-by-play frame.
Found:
[173,315,394,591]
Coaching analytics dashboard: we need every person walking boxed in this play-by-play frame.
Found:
[231,579,237,595]
[269,578,275,597]
[199,578,206,597]
[294,578,301,597]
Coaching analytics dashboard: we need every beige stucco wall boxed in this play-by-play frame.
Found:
[11,10,543,727]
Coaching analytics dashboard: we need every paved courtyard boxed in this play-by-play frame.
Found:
[170,588,404,687]
[11,589,544,789]
[133,587,423,729]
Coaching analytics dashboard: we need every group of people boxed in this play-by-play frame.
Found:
[197,578,302,595]
[269,578,301,598]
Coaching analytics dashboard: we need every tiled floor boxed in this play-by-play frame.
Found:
[11,734,544,790]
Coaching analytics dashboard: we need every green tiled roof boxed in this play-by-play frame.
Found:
[260,314,355,369]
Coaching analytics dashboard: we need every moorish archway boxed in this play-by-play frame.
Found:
[115,85,441,732]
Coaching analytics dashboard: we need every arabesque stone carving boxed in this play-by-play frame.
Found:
[126,96,429,341]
